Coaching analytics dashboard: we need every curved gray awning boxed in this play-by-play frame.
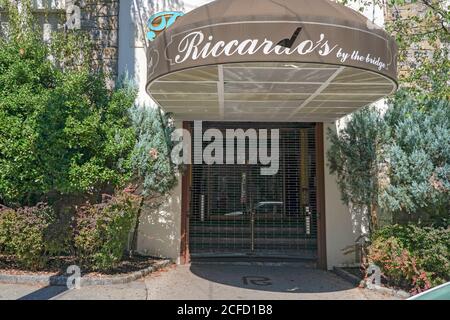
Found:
[146,0,398,122]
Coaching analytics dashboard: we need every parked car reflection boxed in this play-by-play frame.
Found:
[224,201,283,217]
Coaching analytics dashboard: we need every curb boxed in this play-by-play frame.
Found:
[364,283,411,299]
[333,266,411,299]
[0,259,172,287]
[333,266,363,287]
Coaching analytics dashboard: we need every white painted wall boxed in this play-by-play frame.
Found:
[323,123,371,269]
[118,0,215,106]
[118,0,215,261]
[118,0,388,266]
[137,172,183,262]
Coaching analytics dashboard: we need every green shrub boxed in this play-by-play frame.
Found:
[374,225,450,283]
[368,236,431,293]
[0,2,137,207]
[0,206,15,253]
[0,203,57,269]
[368,224,450,293]
[74,192,139,271]
[327,90,450,229]
[380,93,450,227]
[44,207,75,257]
[327,106,383,233]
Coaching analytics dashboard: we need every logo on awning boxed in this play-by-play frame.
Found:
[147,11,184,42]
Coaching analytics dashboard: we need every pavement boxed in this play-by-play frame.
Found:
[0,263,398,300]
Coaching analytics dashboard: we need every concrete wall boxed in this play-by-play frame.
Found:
[136,173,183,262]
[323,123,367,269]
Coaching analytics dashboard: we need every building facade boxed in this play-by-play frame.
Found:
[7,0,398,270]
[124,0,397,270]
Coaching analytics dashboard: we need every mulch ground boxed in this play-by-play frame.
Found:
[0,254,162,277]
[342,266,365,279]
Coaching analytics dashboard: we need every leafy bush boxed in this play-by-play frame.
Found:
[0,203,57,269]
[368,224,450,293]
[0,193,140,271]
[44,207,75,257]
[74,192,140,271]
[0,51,137,206]
[0,2,137,207]
[368,236,431,293]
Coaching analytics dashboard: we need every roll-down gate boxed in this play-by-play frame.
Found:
[188,122,318,259]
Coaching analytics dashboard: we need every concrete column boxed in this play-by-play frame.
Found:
[323,122,364,269]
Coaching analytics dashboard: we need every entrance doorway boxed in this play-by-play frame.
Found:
[186,122,319,261]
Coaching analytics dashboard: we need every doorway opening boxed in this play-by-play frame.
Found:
[186,122,319,261]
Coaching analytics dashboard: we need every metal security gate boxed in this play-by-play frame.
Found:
[188,122,318,259]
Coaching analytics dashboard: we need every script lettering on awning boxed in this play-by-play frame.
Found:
[167,26,389,72]
[174,30,338,62]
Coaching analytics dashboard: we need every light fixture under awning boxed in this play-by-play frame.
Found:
[146,0,398,122]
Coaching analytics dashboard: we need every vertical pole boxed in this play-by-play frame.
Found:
[180,121,191,264]
[251,210,255,252]
[315,123,327,269]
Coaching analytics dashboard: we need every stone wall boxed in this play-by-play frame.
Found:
[81,0,120,88]
[0,0,120,89]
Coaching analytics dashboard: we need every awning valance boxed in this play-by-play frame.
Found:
[146,0,397,122]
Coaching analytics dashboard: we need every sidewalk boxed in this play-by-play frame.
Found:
[0,264,399,300]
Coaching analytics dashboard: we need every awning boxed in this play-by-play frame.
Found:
[146,0,397,122]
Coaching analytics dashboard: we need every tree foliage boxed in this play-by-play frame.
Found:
[127,105,179,254]
[328,92,450,228]
[338,0,449,99]
[129,106,178,198]
[327,107,384,233]
[0,2,137,206]
[329,1,449,230]
[384,0,449,99]
[380,92,450,226]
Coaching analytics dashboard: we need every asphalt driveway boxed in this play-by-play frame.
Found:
[0,263,398,300]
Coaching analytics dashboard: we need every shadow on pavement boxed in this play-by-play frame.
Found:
[189,262,356,293]
[18,285,68,300]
